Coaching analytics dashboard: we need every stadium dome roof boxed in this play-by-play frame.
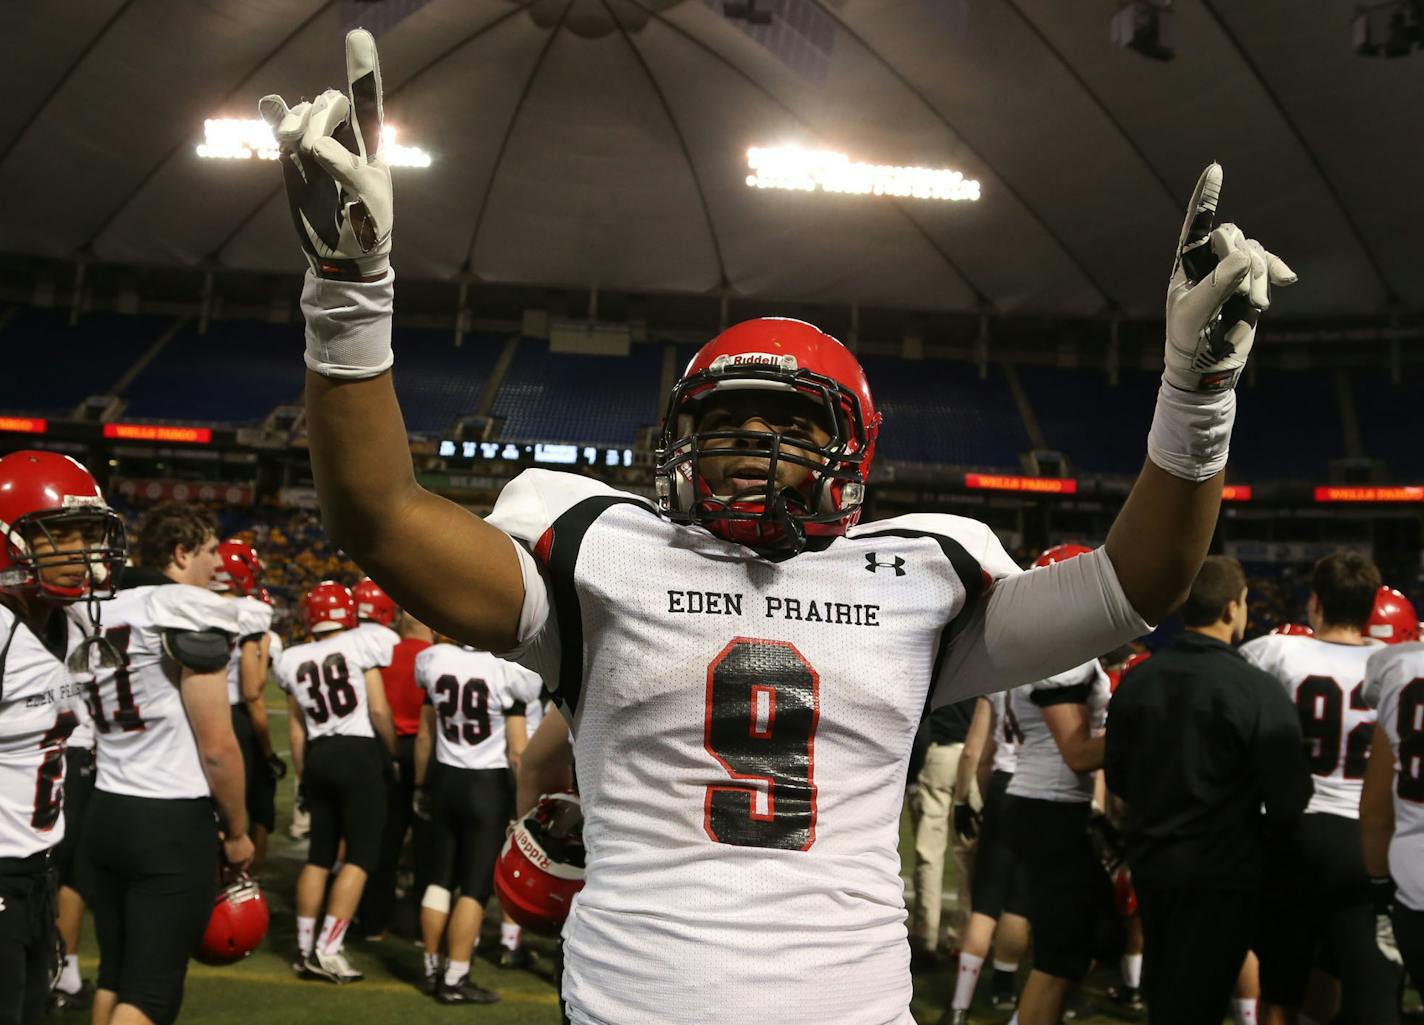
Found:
[2,0,1419,318]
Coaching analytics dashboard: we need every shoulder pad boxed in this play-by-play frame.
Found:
[162,628,233,673]
[147,585,243,636]
[486,468,649,547]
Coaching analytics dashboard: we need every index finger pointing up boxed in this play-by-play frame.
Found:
[1177,162,1222,282]
[345,28,384,163]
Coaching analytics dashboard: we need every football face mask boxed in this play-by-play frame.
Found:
[655,319,880,556]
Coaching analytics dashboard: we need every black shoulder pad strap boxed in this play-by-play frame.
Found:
[0,615,21,703]
[162,628,233,674]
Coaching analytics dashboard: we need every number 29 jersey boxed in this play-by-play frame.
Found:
[1240,634,1378,819]
[1364,643,1424,911]
[414,643,543,770]
[274,627,393,740]
[488,470,1020,1025]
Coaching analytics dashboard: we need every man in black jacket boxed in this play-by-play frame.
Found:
[1106,556,1311,1025]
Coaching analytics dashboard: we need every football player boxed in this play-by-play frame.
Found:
[998,547,1119,1025]
[1240,551,1404,1025]
[275,581,396,982]
[412,641,542,1003]
[355,603,433,940]
[261,30,1292,1025]
[82,503,253,1025]
[0,452,123,1025]
[211,540,283,873]
[353,576,400,647]
[938,691,1030,1024]
[1361,616,1423,989]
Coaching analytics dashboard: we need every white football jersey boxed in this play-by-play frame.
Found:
[87,581,242,800]
[1004,660,1109,804]
[225,597,273,706]
[275,628,393,741]
[1363,642,1424,911]
[486,469,1033,1025]
[1240,634,1379,818]
[0,606,88,858]
[267,630,284,663]
[987,690,1019,776]
[357,621,400,652]
[414,644,542,771]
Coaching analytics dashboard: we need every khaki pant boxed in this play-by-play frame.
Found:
[909,741,977,951]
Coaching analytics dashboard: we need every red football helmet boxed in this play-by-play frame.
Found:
[195,878,270,965]
[1113,867,1139,918]
[352,577,397,627]
[1033,543,1093,568]
[301,581,354,634]
[655,318,881,553]
[1367,587,1420,645]
[494,792,586,935]
[1270,623,1315,637]
[0,450,125,603]
[211,541,259,597]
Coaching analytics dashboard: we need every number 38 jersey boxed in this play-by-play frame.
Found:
[1240,634,1379,819]
[487,470,1022,1025]
[0,606,87,858]
[1364,643,1424,911]
[414,643,543,771]
[274,627,393,741]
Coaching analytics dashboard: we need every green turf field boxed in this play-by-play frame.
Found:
[42,681,1398,1024]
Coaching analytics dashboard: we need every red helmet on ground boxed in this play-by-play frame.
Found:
[195,878,270,965]
[211,541,259,597]
[494,793,586,935]
[1270,623,1315,637]
[1033,543,1093,569]
[301,581,354,635]
[1367,587,1420,645]
[0,450,125,603]
[655,318,882,554]
[353,577,397,627]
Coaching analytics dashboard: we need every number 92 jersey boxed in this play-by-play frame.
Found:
[1239,633,1379,819]
[413,643,543,771]
[487,470,1021,1025]
[1364,642,1424,911]
[274,627,393,740]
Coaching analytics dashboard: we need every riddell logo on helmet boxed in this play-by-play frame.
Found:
[515,828,551,870]
[710,352,798,372]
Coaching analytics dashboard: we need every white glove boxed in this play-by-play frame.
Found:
[1376,912,1404,966]
[259,29,391,282]
[1163,163,1296,392]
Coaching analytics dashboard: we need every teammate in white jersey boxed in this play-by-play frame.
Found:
[412,643,541,1003]
[938,691,1029,1024]
[0,451,123,1025]
[212,540,284,873]
[275,580,396,983]
[264,31,1293,1024]
[1361,628,1424,991]
[1240,550,1403,1025]
[83,502,252,1025]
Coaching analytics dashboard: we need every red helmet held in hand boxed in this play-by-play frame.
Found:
[0,450,125,603]
[1367,587,1419,645]
[301,581,354,635]
[353,577,397,627]
[655,318,881,554]
[195,878,270,965]
[494,793,587,935]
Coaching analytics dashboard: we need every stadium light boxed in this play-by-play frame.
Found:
[744,145,981,202]
[196,120,431,168]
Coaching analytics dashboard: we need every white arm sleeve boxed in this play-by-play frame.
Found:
[934,546,1151,707]
[300,268,395,379]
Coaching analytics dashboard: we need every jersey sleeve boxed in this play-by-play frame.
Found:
[1237,635,1283,679]
[235,598,274,641]
[147,585,241,671]
[353,625,396,670]
[1363,644,1414,710]
[922,526,1150,706]
[412,646,437,696]
[272,651,295,695]
[1028,660,1102,707]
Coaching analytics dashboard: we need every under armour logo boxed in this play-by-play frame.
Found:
[865,553,906,576]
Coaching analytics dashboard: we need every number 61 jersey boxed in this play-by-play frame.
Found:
[488,470,1021,1025]
[274,627,393,739]
[1239,633,1379,818]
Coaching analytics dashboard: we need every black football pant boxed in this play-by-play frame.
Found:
[1136,883,1257,1025]
[0,852,56,1025]
[357,733,417,934]
[84,791,217,1025]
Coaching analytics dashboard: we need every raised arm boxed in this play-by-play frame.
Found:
[261,31,530,652]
